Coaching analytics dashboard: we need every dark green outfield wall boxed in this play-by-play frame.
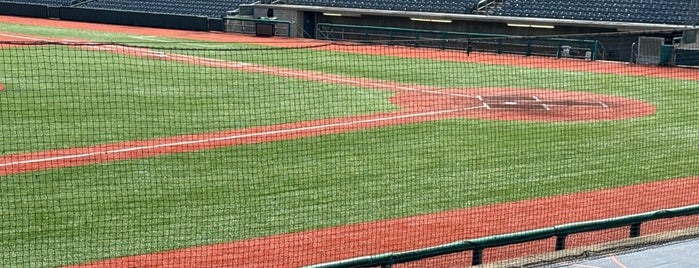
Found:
[0,1,48,18]
[0,2,222,31]
[59,7,209,31]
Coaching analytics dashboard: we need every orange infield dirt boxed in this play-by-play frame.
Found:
[0,15,696,267]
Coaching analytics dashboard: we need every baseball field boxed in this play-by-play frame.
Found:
[0,16,698,267]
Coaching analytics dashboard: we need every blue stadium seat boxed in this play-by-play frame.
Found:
[2,0,72,6]
[39,0,697,24]
[285,0,481,14]
[75,0,257,17]
[488,0,698,25]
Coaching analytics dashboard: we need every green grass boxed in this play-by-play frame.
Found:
[0,45,396,153]
[0,22,257,47]
[1,22,699,267]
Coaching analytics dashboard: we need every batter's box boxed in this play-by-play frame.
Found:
[484,102,550,110]
[481,96,540,102]
[544,100,608,107]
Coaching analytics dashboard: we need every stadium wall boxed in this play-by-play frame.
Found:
[58,7,209,31]
[0,1,48,18]
[0,2,219,31]
[676,49,699,66]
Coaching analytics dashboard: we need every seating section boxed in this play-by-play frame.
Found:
[5,0,695,24]
[285,0,481,14]
[286,0,696,25]
[76,0,258,17]
[2,0,72,6]
[490,0,696,25]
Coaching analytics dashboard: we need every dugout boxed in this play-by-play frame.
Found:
[248,3,685,37]
[237,4,691,64]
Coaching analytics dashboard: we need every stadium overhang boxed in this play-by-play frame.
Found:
[255,4,689,31]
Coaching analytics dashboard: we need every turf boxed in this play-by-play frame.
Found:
[1,22,699,267]
[0,45,396,153]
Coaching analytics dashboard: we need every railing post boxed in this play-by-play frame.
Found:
[415,32,420,48]
[472,248,484,265]
[556,41,562,58]
[441,32,447,49]
[555,235,567,250]
[630,223,642,238]
[592,40,598,60]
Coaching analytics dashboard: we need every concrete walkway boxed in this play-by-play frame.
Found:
[556,238,699,268]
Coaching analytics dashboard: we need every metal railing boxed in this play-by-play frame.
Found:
[316,23,604,60]
[306,204,699,268]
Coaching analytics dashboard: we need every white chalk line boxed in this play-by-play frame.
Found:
[1,32,609,169]
[0,33,486,169]
[0,106,484,167]
[129,36,226,48]
[165,51,478,99]
[0,33,48,41]
[2,33,481,100]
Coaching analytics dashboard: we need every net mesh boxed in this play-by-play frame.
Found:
[1,37,699,267]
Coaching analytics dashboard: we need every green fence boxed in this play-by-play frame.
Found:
[316,23,605,60]
[307,204,699,268]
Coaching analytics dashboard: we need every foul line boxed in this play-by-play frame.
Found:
[0,33,481,101]
[0,32,488,173]
[0,106,484,168]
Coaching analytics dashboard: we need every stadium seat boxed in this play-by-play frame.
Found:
[33,0,697,24]
[75,0,257,17]
[486,0,698,25]
[2,0,72,6]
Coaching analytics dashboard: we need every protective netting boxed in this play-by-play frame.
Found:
[1,36,698,267]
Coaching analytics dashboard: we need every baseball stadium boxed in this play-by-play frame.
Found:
[1,0,699,267]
